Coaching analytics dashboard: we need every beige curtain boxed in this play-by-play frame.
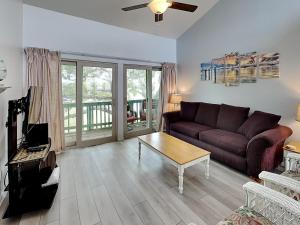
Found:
[25,48,65,152]
[157,63,177,131]
[28,86,43,123]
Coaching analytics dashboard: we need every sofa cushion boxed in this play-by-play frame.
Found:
[194,102,220,127]
[199,129,249,156]
[238,111,281,139]
[217,104,250,132]
[180,101,199,121]
[170,122,212,138]
[171,130,247,173]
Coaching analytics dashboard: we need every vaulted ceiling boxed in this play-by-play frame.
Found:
[23,0,219,38]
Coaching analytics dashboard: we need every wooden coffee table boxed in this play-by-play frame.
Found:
[138,132,211,194]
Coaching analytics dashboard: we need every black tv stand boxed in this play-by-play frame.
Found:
[3,144,59,218]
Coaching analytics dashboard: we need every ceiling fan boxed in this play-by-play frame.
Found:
[122,0,198,22]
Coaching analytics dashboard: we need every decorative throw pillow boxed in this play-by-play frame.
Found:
[216,104,250,132]
[194,102,220,127]
[217,206,274,225]
[180,101,199,121]
[238,111,281,139]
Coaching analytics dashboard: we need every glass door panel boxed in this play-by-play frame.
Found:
[61,62,77,146]
[124,66,161,137]
[151,70,162,128]
[125,68,151,135]
[61,60,117,147]
[81,64,115,143]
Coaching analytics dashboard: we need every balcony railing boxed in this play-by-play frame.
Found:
[63,99,158,134]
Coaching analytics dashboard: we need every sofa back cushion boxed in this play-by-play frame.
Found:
[238,111,281,139]
[216,104,250,132]
[194,102,220,127]
[180,101,199,121]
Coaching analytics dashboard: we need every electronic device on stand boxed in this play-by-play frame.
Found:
[3,87,60,218]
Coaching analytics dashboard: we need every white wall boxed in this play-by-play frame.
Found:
[0,0,23,202]
[177,0,300,139]
[23,4,177,140]
[23,5,176,63]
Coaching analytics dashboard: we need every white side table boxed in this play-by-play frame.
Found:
[284,141,300,171]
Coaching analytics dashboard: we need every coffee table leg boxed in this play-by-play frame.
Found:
[205,157,210,179]
[138,141,141,160]
[178,166,184,194]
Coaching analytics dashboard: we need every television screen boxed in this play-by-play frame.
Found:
[27,123,48,147]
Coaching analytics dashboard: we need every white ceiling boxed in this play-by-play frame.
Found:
[23,0,219,39]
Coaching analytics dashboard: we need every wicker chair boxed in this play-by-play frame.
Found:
[217,182,300,225]
[259,151,300,201]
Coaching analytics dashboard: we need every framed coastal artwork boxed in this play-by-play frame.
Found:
[200,51,279,87]
[224,52,239,86]
[200,63,212,81]
[212,57,225,84]
[239,52,257,83]
[258,52,280,78]
[225,67,239,86]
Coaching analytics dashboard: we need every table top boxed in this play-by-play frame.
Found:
[138,132,210,165]
[284,140,300,154]
[9,145,50,165]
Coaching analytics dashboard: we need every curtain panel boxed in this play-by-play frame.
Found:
[25,48,65,152]
[157,63,177,131]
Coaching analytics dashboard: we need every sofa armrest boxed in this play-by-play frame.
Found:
[162,111,181,133]
[248,125,292,147]
[246,125,292,176]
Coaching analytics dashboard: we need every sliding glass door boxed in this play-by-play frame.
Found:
[62,60,117,147]
[151,68,162,128]
[62,62,77,146]
[124,65,161,138]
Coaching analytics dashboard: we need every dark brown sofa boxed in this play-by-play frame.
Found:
[163,102,292,177]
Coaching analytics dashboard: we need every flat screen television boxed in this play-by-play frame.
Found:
[27,123,48,147]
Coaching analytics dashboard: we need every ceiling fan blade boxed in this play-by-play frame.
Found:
[122,3,148,11]
[169,2,198,12]
[155,13,163,22]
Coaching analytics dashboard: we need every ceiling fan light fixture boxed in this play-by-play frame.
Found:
[148,0,172,14]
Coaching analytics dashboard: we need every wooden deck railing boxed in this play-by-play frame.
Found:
[63,99,158,134]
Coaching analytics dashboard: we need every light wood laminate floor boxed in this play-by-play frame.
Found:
[0,138,250,225]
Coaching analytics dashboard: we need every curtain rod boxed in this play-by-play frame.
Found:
[60,51,163,65]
